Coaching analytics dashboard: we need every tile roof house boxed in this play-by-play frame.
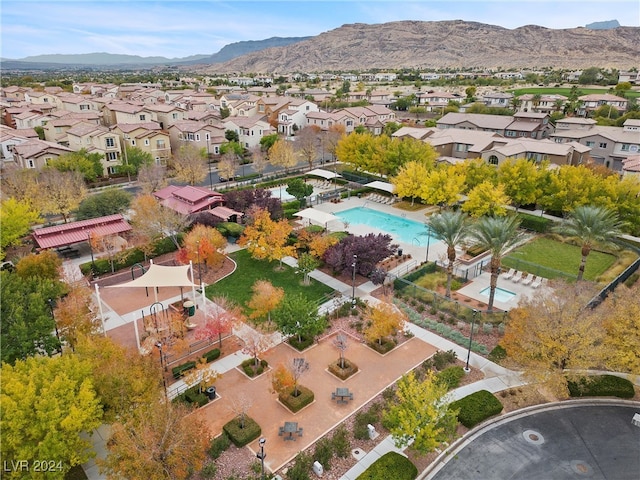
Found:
[101,101,156,127]
[1,125,39,167]
[153,185,225,215]
[66,122,122,176]
[551,119,640,171]
[167,121,226,155]
[622,155,640,177]
[517,94,567,114]
[56,93,99,114]
[42,112,102,145]
[577,94,628,116]
[144,103,186,129]
[480,138,590,167]
[110,122,171,164]
[437,112,552,139]
[222,115,273,149]
[10,138,74,170]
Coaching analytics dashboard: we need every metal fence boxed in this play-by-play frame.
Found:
[587,253,640,309]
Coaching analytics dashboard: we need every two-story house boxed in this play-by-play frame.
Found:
[110,122,171,165]
[144,103,186,129]
[518,94,567,114]
[56,93,99,114]
[482,92,514,107]
[222,115,273,149]
[42,112,102,145]
[416,91,461,111]
[167,121,226,155]
[24,90,61,109]
[276,98,320,136]
[101,101,156,127]
[551,119,640,171]
[480,138,590,167]
[577,94,628,117]
[437,112,552,139]
[66,122,122,175]
[0,125,39,167]
[10,138,74,170]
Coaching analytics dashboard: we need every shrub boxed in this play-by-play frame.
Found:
[488,345,507,363]
[217,221,244,238]
[223,416,261,447]
[353,404,382,440]
[432,350,457,371]
[313,437,333,471]
[287,451,313,480]
[289,335,315,351]
[279,385,315,413]
[330,425,351,458]
[172,360,196,379]
[367,338,396,354]
[436,366,465,390]
[328,359,359,380]
[357,452,418,480]
[200,462,217,479]
[241,358,268,377]
[173,384,209,407]
[202,348,221,363]
[451,390,503,428]
[466,245,488,257]
[208,432,231,459]
[567,375,635,399]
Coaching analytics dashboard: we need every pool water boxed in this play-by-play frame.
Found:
[479,286,517,303]
[334,207,438,245]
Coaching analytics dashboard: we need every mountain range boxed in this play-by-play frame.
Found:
[2,20,638,72]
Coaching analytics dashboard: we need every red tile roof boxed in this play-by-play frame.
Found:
[32,214,131,249]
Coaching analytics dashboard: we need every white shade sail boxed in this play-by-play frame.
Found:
[364,181,395,194]
[307,168,343,180]
[107,263,198,288]
[294,208,341,226]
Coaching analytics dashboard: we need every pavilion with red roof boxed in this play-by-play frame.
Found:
[153,185,225,215]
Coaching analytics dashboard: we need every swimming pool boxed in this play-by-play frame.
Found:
[479,286,517,303]
[334,207,438,245]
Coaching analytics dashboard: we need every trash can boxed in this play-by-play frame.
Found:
[183,301,195,317]
[397,248,403,257]
[205,386,217,400]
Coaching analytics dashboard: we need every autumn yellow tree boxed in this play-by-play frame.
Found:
[248,280,284,325]
[40,169,87,223]
[363,299,407,346]
[100,400,208,480]
[599,284,640,374]
[501,281,605,397]
[53,283,101,350]
[497,158,542,211]
[183,358,218,394]
[392,160,430,206]
[269,138,297,173]
[0,198,41,258]
[462,180,510,217]
[271,362,295,396]
[296,228,338,258]
[170,144,207,185]
[421,165,466,208]
[130,194,192,249]
[238,207,296,268]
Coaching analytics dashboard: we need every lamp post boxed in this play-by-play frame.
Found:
[207,138,213,190]
[47,298,62,355]
[351,254,357,307]
[256,437,266,480]
[156,342,168,400]
[196,240,202,285]
[87,232,96,272]
[464,309,479,373]
[425,226,431,263]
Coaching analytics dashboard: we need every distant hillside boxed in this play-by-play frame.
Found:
[207,20,640,73]
[204,36,311,64]
[5,37,311,69]
[586,20,621,30]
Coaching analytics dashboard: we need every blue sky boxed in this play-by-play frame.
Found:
[2,0,638,59]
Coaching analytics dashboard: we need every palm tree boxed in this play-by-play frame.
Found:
[531,94,542,112]
[427,211,470,298]
[553,205,623,281]
[468,216,522,312]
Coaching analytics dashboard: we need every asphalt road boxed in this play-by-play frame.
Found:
[428,403,640,480]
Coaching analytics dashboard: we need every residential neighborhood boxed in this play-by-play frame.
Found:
[1,9,640,480]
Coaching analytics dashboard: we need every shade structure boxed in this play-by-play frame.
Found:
[364,181,395,194]
[307,168,342,180]
[294,208,341,227]
[107,263,198,289]
[32,214,131,250]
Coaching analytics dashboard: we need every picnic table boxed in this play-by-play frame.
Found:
[279,421,303,441]
[332,387,353,404]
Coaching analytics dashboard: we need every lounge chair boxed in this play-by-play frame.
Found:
[531,277,543,289]
[522,275,535,286]
[502,269,516,280]
[512,272,526,283]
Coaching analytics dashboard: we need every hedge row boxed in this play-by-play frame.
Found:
[171,348,220,379]
[173,385,208,407]
[79,236,179,276]
[223,416,262,447]
[517,212,553,233]
[567,374,635,399]
[241,358,268,377]
[451,390,503,428]
[328,359,359,380]
[357,452,417,480]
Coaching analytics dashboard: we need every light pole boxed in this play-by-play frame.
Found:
[196,240,202,285]
[156,342,168,400]
[47,298,62,354]
[425,226,431,263]
[256,437,266,480]
[351,254,357,307]
[464,309,479,373]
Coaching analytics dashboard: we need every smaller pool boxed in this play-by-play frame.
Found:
[269,186,319,202]
[479,286,516,303]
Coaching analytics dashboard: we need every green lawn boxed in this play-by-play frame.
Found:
[509,87,640,99]
[502,237,617,281]
[206,249,334,311]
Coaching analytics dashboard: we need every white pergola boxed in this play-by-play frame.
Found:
[294,208,341,228]
[364,180,395,194]
[307,168,343,180]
